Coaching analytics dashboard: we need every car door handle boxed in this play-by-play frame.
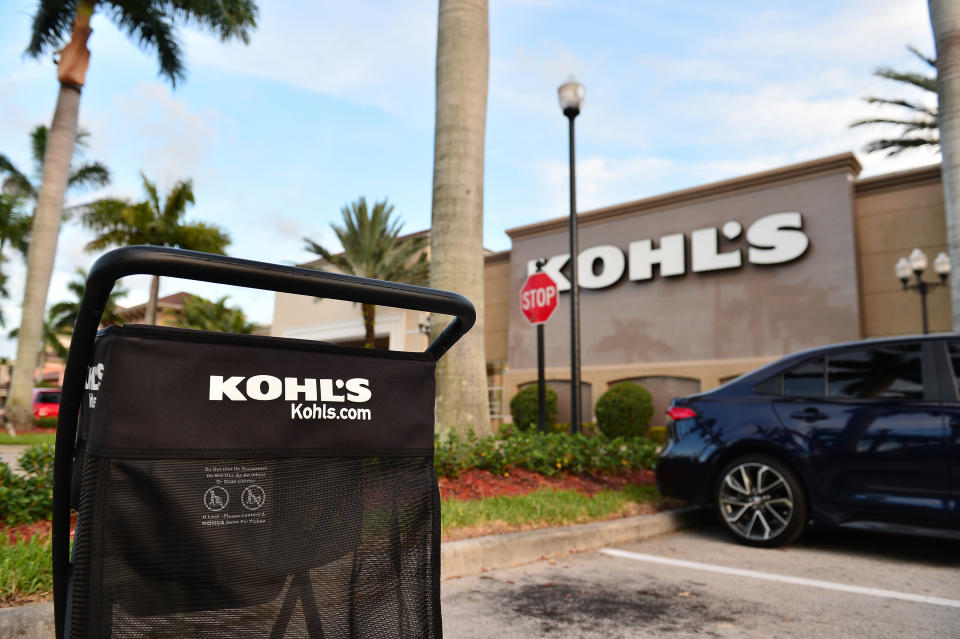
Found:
[789,407,828,421]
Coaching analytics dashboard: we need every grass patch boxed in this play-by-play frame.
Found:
[441,484,661,535]
[0,433,56,446]
[0,534,52,604]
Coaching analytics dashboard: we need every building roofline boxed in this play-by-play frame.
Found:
[506,152,863,240]
[853,163,941,194]
[484,249,511,264]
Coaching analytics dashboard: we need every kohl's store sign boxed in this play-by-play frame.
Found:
[526,212,810,291]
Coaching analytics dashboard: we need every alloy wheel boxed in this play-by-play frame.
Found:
[718,461,795,542]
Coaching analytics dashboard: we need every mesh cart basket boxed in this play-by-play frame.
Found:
[52,246,475,639]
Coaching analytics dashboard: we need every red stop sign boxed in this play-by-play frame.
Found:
[520,271,559,325]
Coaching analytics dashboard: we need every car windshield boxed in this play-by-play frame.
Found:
[35,392,61,404]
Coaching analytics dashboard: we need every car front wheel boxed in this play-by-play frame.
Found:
[715,454,807,547]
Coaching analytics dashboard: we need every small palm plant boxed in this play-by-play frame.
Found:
[304,197,428,348]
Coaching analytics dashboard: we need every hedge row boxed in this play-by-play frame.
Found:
[434,429,659,478]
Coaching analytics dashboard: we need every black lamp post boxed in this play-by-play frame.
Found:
[558,76,585,434]
[895,248,951,334]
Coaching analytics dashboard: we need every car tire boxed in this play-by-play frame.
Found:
[715,454,807,547]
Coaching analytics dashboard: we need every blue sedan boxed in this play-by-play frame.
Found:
[656,334,958,547]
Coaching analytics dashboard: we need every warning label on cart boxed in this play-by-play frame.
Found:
[200,465,270,526]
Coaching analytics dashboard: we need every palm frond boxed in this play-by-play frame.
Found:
[169,0,259,44]
[68,162,111,191]
[161,179,195,224]
[26,0,77,58]
[107,0,186,85]
[138,171,162,214]
[874,68,937,93]
[170,221,230,254]
[907,45,937,69]
[0,155,35,200]
[860,96,936,117]
[30,126,47,178]
[863,137,941,156]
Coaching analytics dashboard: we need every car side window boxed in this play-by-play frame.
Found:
[827,344,923,400]
[782,358,825,397]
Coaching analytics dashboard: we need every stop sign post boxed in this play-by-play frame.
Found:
[520,265,558,431]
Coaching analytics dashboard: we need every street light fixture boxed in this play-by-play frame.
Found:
[558,76,584,433]
[895,248,950,334]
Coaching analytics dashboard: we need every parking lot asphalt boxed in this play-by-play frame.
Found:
[441,523,960,638]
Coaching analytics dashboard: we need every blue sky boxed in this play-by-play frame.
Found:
[0,0,940,356]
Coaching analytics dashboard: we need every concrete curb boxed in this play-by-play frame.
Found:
[0,508,708,637]
[441,506,708,580]
[0,602,53,639]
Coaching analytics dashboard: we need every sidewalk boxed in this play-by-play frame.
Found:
[0,445,31,474]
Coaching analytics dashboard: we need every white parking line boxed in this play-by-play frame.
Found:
[599,548,960,609]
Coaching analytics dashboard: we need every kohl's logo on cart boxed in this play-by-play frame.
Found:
[208,375,373,421]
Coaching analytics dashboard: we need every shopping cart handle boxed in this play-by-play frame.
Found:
[52,245,475,638]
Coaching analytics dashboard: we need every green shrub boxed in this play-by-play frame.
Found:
[646,426,666,444]
[509,384,558,431]
[0,444,55,525]
[595,382,654,438]
[433,429,658,478]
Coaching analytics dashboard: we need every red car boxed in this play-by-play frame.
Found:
[32,388,61,419]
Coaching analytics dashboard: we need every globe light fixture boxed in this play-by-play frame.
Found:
[557,76,585,117]
[934,252,951,279]
[895,249,951,334]
[909,248,928,274]
[895,257,912,283]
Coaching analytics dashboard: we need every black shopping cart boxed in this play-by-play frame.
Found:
[52,246,474,639]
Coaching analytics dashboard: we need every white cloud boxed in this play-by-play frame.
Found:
[181,2,437,122]
[104,82,227,186]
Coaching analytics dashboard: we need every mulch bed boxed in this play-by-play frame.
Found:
[438,467,656,501]
[3,515,74,544]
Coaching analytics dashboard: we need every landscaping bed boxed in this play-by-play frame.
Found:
[1,431,668,607]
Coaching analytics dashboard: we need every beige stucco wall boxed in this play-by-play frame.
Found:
[271,291,428,352]
[853,165,950,336]
[484,251,510,363]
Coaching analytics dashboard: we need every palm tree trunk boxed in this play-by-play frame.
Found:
[929,0,960,330]
[146,275,161,324]
[430,0,491,436]
[361,303,376,348]
[7,97,85,431]
[7,4,93,431]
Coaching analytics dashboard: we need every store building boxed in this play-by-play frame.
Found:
[271,153,950,427]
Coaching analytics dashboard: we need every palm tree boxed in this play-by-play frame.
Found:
[303,197,428,348]
[850,47,939,156]
[48,268,128,337]
[7,1,257,432]
[172,294,256,334]
[929,1,960,331]
[81,172,230,325]
[430,0,491,435]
